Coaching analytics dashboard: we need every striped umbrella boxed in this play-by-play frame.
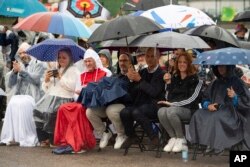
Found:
[13,12,92,38]
[26,38,86,62]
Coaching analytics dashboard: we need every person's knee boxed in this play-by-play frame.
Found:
[158,107,167,118]
[86,108,93,119]
[131,109,141,120]
[106,104,124,120]
[120,108,131,120]
[166,107,178,118]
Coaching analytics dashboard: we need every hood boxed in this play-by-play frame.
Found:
[98,49,113,67]
[212,65,236,80]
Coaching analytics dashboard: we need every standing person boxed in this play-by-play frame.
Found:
[53,49,109,153]
[98,49,115,74]
[86,53,134,150]
[0,26,19,69]
[33,47,80,147]
[189,65,250,154]
[0,42,46,146]
[234,24,248,41]
[157,52,202,153]
[120,48,165,149]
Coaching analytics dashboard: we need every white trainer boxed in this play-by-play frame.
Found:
[172,138,184,152]
[114,134,127,149]
[163,138,176,152]
[99,131,112,149]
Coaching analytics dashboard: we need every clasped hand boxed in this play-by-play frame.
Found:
[12,61,21,73]
[127,66,141,82]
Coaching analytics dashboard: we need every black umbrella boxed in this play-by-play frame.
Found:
[122,0,178,11]
[233,10,250,22]
[128,31,210,49]
[184,25,240,48]
[87,15,163,43]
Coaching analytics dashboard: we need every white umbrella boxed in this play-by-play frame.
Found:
[141,4,216,29]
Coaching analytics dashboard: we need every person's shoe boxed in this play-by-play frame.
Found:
[114,134,127,149]
[71,149,87,154]
[148,136,160,150]
[121,136,139,149]
[99,131,112,149]
[163,138,176,152]
[172,138,184,152]
[0,142,6,146]
[204,146,214,154]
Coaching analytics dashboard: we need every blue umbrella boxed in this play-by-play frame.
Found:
[26,38,85,62]
[77,77,128,108]
[0,0,47,18]
[193,47,250,65]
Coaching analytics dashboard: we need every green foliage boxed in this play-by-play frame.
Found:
[220,7,236,22]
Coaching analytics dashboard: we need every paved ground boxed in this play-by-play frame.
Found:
[0,144,229,167]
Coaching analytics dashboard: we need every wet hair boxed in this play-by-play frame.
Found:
[174,52,196,77]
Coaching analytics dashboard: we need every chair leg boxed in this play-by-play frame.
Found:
[192,144,199,160]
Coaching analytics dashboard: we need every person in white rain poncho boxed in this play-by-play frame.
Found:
[0,42,46,147]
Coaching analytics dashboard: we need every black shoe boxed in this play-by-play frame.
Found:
[121,136,139,149]
[148,136,160,150]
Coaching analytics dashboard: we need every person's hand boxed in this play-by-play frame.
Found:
[157,100,172,106]
[12,61,21,73]
[127,66,141,82]
[208,103,218,112]
[44,70,53,83]
[163,73,171,84]
[75,90,81,95]
[227,86,236,98]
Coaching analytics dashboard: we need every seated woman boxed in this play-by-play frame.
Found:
[157,52,202,153]
[0,43,45,147]
[54,49,110,153]
[189,65,250,154]
[33,47,80,147]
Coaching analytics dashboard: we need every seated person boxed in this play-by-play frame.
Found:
[0,42,45,146]
[86,53,134,150]
[54,49,110,153]
[189,65,250,154]
[33,47,80,147]
[98,49,115,74]
[120,48,165,149]
[158,52,202,152]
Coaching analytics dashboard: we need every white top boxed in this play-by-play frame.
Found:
[42,66,80,98]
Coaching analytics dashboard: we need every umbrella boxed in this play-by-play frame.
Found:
[184,25,240,48]
[99,35,140,48]
[77,76,128,108]
[128,31,210,49]
[87,15,163,43]
[233,10,250,22]
[193,47,250,65]
[0,0,47,18]
[26,38,86,62]
[13,12,92,38]
[122,0,178,11]
[67,0,103,18]
[141,4,216,29]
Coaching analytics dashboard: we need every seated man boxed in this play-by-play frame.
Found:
[120,48,165,148]
[86,53,134,149]
[0,42,45,146]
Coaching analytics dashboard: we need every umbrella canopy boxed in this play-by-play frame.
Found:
[77,76,128,108]
[193,47,250,65]
[26,38,86,62]
[184,25,240,48]
[141,4,216,29]
[123,0,178,11]
[13,12,92,38]
[99,35,140,48]
[128,31,210,49]
[233,10,250,22]
[0,0,47,18]
[88,15,163,43]
[67,0,103,18]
